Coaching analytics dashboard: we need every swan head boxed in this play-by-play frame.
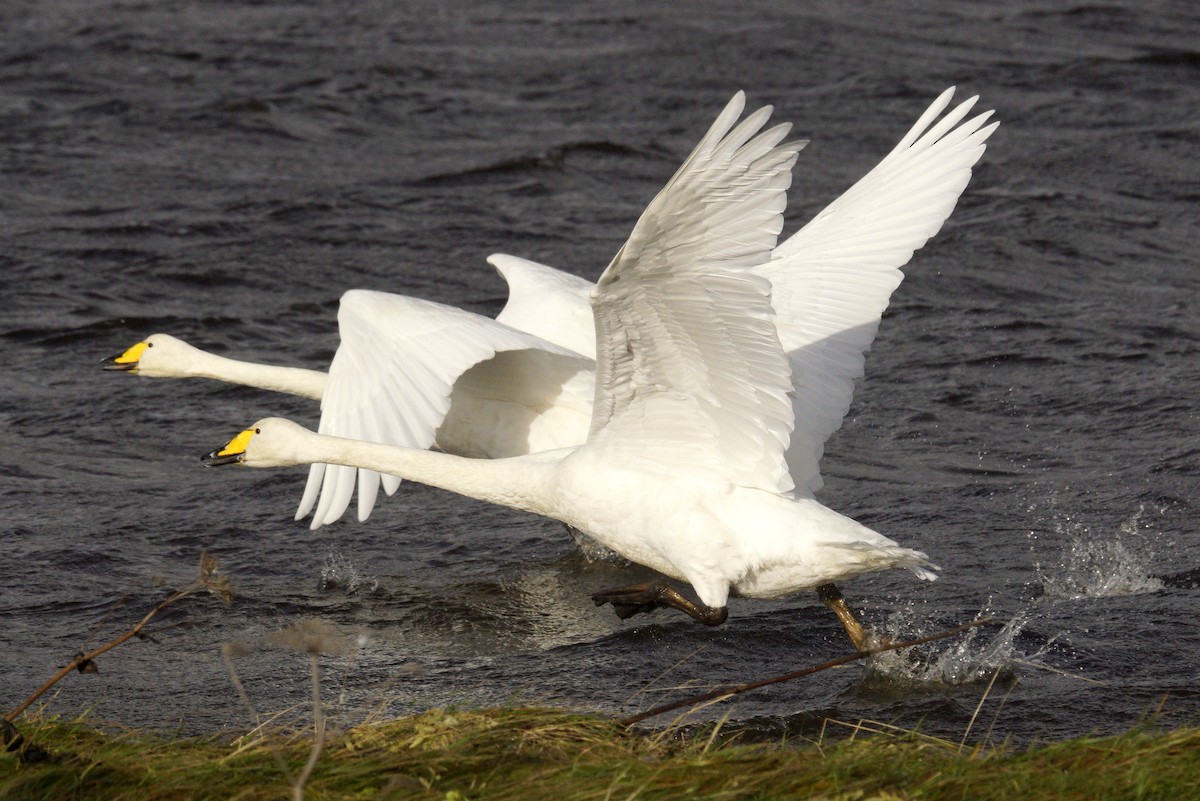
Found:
[202,417,314,468]
[101,333,201,377]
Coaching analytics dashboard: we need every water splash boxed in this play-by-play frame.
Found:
[1033,506,1164,601]
[319,550,380,595]
[861,613,1033,690]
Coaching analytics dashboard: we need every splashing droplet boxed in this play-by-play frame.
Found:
[1035,506,1164,600]
[861,613,1031,690]
[319,550,380,595]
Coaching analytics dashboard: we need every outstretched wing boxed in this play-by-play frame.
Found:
[490,254,597,356]
[298,289,590,529]
[761,87,999,494]
[589,93,804,495]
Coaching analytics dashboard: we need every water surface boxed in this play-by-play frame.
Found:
[2,1,1198,744]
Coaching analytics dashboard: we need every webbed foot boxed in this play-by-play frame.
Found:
[593,581,727,625]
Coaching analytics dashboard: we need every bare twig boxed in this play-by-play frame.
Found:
[1010,657,1108,685]
[5,551,231,722]
[619,618,993,727]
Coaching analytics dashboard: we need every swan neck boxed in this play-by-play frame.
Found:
[309,435,557,515]
[192,351,327,400]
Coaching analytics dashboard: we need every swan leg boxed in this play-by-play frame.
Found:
[593,581,728,625]
[816,582,869,651]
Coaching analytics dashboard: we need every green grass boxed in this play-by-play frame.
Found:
[3,708,1198,801]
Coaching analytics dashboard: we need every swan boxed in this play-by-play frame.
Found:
[117,87,997,534]
[203,91,946,648]
[100,254,591,403]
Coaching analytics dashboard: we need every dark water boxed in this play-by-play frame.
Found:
[2,1,1198,745]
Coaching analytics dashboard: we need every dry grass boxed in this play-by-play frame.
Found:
[3,707,1197,801]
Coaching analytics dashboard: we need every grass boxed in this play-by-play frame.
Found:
[3,707,1198,801]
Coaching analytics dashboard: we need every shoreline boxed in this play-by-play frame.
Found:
[4,707,1197,800]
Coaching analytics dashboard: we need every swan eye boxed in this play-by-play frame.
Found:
[255,428,261,434]
[146,342,154,348]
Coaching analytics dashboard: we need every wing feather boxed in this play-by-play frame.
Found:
[589,94,804,494]
[296,289,589,528]
[461,89,996,501]
[760,88,998,494]
[490,254,596,355]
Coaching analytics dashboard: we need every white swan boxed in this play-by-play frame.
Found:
[204,91,946,647]
[100,254,591,403]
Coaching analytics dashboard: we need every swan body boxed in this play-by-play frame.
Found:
[208,90,952,638]
[214,419,933,610]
